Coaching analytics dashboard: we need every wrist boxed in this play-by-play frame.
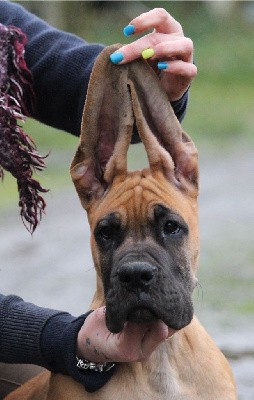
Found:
[76,356,115,373]
[77,310,111,363]
[40,312,92,374]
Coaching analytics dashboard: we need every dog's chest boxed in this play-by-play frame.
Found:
[99,349,190,400]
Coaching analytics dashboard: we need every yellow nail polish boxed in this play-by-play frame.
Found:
[141,48,155,60]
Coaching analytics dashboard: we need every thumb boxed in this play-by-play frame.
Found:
[141,320,171,358]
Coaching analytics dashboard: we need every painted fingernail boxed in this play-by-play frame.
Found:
[157,62,169,70]
[141,48,155,60]
[110,52,124,64]
[123,24,135,36]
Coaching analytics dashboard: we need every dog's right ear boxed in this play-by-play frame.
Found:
[70,45,134,211]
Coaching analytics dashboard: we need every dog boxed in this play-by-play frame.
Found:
[5,45,237,400]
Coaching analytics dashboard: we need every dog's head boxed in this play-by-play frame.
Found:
[70,45,199,333]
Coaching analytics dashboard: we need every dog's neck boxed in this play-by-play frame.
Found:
[113,322,203,399]
[90,277,104,307]
[142,341,180,397]
[111,318,212,399]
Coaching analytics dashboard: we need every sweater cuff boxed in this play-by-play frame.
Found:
[170,90,189,123]
[0,295,63,365]
[41,311,116,392]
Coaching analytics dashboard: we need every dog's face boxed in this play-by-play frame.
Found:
[88,170,199,333]
[70,46,199,334]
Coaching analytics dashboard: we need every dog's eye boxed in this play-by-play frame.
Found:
[98,225,115,241]
[97,222,121,242]
[94,214,122,248]
[163,221,181,236]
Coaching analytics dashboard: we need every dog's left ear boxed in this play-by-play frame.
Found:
[70,45,134,210]
[128,62,199,195]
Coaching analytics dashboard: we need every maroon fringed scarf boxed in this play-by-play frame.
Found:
[0,23,48,233]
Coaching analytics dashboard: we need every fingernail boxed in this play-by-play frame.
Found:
[123,24,135,36]
[141,48,155,60]
[157,61,169,70]
[110,52,124,64]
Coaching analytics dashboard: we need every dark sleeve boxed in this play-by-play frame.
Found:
[0,293,66,365]
[0,1,104,137]
[0,1,188,139]
[171,91,188,123]
[0,294,114,392]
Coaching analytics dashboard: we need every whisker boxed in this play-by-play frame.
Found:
[194,280,204,310]
[84,266,95,273]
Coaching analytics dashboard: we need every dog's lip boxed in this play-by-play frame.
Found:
[106,304,184,333]
[105,284,194,333]
[105,299,193,333]
[126,306,157,323]
[105,303,159,333]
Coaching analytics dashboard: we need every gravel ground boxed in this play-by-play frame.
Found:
[0,143,253,398]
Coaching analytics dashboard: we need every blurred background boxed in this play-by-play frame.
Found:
[0,1,253,398]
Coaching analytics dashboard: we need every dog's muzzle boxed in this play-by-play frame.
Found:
[105,259,194,333]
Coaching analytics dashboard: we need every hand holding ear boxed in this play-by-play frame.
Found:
[77,307,175,363]
[110,8,197,102]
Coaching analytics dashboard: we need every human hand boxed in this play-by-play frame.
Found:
[110,8,197,102]
[77,307,175,363]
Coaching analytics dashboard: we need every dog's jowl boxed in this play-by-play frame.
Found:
[5,45,237,400]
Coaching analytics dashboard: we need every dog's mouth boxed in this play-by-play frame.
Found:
[106,304,159,333]
[105,292,193,334]
[126,307,157,324]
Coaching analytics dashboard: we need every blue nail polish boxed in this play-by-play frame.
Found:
[158,62,169,70]
[110,52,124,64]
[123,24,135,36]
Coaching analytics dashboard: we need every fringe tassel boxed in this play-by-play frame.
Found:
[0,23,48,233]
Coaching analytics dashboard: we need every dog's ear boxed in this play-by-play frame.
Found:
[71,45,198,211]
[128,62,199,195]
[70,45,134,210]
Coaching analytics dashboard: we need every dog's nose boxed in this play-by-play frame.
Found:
[118,262,156,289]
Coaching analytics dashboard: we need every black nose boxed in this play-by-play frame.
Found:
[118,262,156,290]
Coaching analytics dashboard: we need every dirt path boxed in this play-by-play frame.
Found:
[0,143,253,398]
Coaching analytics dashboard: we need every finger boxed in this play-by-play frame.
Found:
[111,32,166,64]
[126,8,183,35]
[158,59,197,79]
[154,37,194,63]
[112,322,151,361]
[166,328,176,340]
[141,321,170,359]
[111,34,193,66]
[112,31,185,65]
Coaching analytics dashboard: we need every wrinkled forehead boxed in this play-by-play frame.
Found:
[88,169,198,230]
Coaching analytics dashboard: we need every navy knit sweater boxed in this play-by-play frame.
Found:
[0,1,188,393]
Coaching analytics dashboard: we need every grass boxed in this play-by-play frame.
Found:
[193,238,254,324]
